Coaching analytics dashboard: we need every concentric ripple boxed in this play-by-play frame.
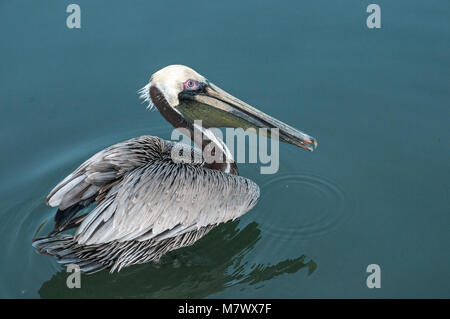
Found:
[256,173,350,240]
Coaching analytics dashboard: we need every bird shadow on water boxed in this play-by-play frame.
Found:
[37,221,317,298]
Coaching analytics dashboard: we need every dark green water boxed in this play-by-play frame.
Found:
[1,0,449,298]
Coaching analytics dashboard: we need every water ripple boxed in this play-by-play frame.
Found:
[257,173,351,240]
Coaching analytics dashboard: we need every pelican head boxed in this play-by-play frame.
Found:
[139,64,317,151]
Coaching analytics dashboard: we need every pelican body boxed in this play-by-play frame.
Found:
[33,65,317,273]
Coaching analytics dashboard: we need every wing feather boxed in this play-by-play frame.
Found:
[46,135,260,247]
[74,162,260,245]
[46,136,167,210]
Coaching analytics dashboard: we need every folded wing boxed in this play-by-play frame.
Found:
[74,161,260,245]
[45,135,260,246]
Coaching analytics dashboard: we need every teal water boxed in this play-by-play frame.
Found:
[0,0,449,298]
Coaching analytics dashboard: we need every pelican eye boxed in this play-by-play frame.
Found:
[183,79,200,91]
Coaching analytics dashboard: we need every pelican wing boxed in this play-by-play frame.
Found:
[74,161,260,245]
[46,135,167,211]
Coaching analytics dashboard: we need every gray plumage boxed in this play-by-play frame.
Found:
[33,64,316,274]
[33,136,260,273]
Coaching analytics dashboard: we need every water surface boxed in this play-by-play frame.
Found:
[0,0,449,298]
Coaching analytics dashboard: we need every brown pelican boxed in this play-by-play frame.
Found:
[33,65,317,273]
